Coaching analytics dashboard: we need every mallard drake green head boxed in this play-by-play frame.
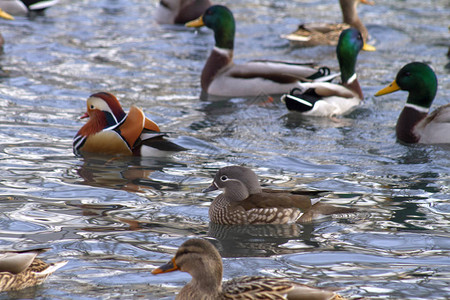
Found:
[152,238,346,300]
[375,62,449,144]
[203,165,356,224]
[185,5,339,99]
[282,28,370,116]
[282,0,376,51]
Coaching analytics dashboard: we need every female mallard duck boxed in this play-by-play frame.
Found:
[155,0,211,25]
[0,0,58,15]
[203,165,356,224]
[282,0,376,51]
[152,238,346,300]
[186,5,338,99]
[0,248,67,292]
[73,92,187,157]
[282,28,370,117]
[375,62,450,144]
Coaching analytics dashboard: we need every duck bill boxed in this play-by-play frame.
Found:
[362,42,376,51]
[374,80,400,96]
[0,9,14,20]
[185,16,205,28]
[80,112,89,119]
[152,257,178,274]
[360,0,375,5]
[202,182,218,193]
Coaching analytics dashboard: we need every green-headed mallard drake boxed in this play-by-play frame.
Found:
[155,0,211,25]
[73,92,187,157]
[152,238,346,300]
[375,62,450,144]
[0,248,67,292]
[186,5,338,99]
[203,165,356,225]
[282,0,376,51]
[282,28,370,117]
[0,0,58,15]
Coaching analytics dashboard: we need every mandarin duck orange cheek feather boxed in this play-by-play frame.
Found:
[73,92,186,157]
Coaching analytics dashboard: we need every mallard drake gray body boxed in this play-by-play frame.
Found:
[155,0,211,24]
[375,62,450,144]
[152,238,346,300]
[186,5,338,99]
[73,92,187,157]
[282,28,370,117]
[282,0,376,50]
[0,248,67,292]
[203,165,356,224]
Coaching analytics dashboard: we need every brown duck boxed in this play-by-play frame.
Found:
[203,165,356,225]
[152,238,346,299]
[0,248,67,292]
[282,0,376,50]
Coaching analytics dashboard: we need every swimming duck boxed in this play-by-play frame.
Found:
[155,0,211,25]
[186,5,338,99]
[282,0,376,51]
[0,248,67,292]
[282,28,369,117]
[152,238,346,300]
[203,165,356,225]
[73,92,187,157]
[375,62,450,144]
[0,0,58,16]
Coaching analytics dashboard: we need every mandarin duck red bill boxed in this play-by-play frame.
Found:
[73,92,187,157]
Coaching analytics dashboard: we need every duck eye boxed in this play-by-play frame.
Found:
[220,175,228,181]
[90,105,95,109]
[404,71,411,77]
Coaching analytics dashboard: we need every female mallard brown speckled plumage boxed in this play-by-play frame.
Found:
[375,62,450,144]
[282,0,376,51]
[0,248,67,292]
[203,165,356,225]
[152,238,346,300]
[186,5,339,99]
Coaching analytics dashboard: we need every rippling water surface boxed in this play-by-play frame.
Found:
[0,0,449,299]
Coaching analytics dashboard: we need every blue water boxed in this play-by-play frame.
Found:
[0,0,449,299]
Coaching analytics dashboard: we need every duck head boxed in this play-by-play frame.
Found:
[203,166,262,201]
[186,5,235,50]
[77,92,126,137]
[375,62,437,109]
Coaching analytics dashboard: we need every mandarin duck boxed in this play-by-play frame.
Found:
[155,0,211,25]
[203,165,356,225]
[152,238,346,300]
[282,0,376,51]
[0,248,67,292]
[0,0,58,15]
[73,92,187,157]
[186,5,339,99]
[282,28,371,117]
[375,62,450,144]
